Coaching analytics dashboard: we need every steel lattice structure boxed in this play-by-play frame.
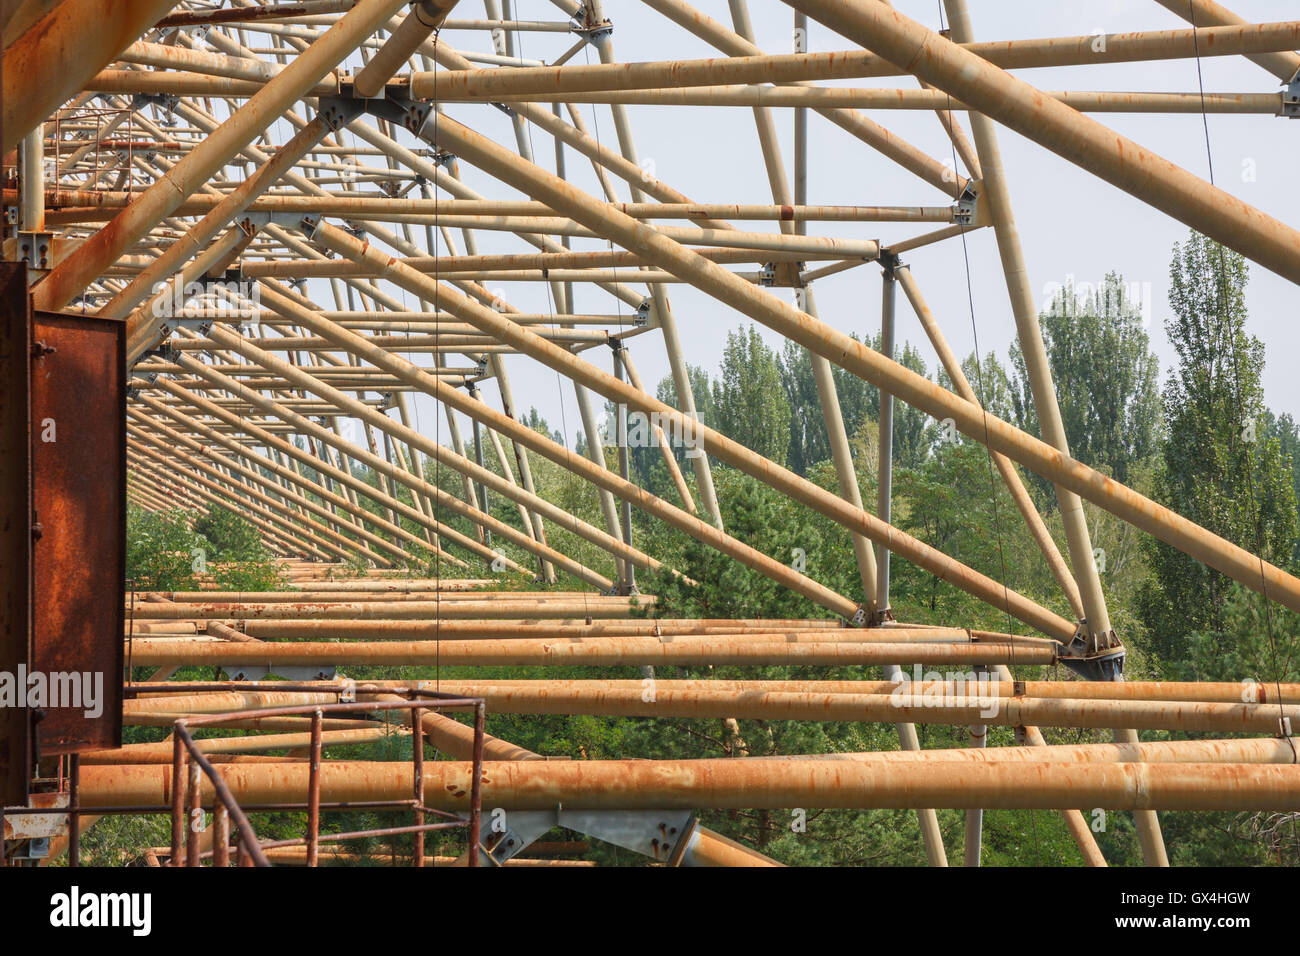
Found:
[3,0,1300,867]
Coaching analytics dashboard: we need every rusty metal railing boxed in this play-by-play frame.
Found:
[169,689,485,867]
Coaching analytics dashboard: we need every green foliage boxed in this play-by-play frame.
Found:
[193,504,266,561]
[126,506,204,591]
[1263,409,1300,564]
[777,340,827,477]
[126,503,285,593]
[1139,233,1298,661]
[892,439,1064,627]
[862,332,938,470]
[193,505,286,590]
[1010,273,1161,488]
[939,351,1015,423]
[522,405,565,445]
[1184,583,1300,684]
[711,324,792,467]
[643,468,831,621]
[656,363,715,429]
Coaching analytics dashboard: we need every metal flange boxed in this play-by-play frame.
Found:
[15,231,54,271]
[1284,69,1300,118]
[222,665,337,682]
[317,96,365,132]
[952,183,979,226]
[1058,622,1127,681]
[476,807,693,866]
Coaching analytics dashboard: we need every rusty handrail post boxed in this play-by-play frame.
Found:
[307,708,323,867]
[155,697,482,868]
[468,701,485,867]
[174,722,271,866]
[171,730,186,865]
[213,802,230,867]
[185,758,202,868]
[68,754,80,867]
[412,705,424,868]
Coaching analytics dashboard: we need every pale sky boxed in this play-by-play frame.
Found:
[316,1,1300,451]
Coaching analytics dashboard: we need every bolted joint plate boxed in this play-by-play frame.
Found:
[1284,71,1300,118]
[1059,623,1126,681]
[952,184,979,226]
[316,97,365,132]
[222,665,337,682]
[475,808,694,865]
[16,231,54,272]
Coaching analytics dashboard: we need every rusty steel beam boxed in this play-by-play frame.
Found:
[408,21,1300,98]
[124,637,1057,669]
[78,759,1300,812]
[1,0,179,155]
[1151,0,1300,81]
[352,1,458,98]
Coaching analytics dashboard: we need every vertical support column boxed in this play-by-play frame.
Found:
[726,0,879,609]
[620,348,697,515]
[695,0,943,837]
[0,263,32,813]
[19,125,45,234]
[964,667,987,867]
[873,257,945,866]
[363,418,398,529]
[612,344,637,594]
[806,292,877,605]
[490,355,555,583]
[793,11,808,231]
[467,383,492,549]
[483,419,541,559]
[170,735,186,865]
[392,396,438,544]
[412,705,425,867]
[940,0,1111,647]
[307,709,322,867]
[876,258,897,617]
[552,101,577,324]
[660,304,724,529]
[574,380,628,591]
[439,355,483,542]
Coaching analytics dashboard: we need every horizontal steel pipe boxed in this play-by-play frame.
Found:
[366,686,1298,735]
[124,637,1055,668]
[409,677,1300,705]
[78,759,1300,811]
[233,618,845,640]
[483,86,1286,114]
[129,599,652,620]
[407,22,1300,98]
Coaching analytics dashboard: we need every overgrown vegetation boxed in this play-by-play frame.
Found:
[126,504,286,592]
